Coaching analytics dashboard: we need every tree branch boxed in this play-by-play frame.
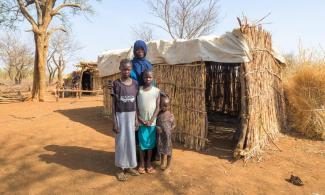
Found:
[47,27,67,36]
[34,0,43,24]
[51,3,82,16]
[16,0,39,33]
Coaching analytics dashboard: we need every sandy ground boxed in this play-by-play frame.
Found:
[0,96,324,194]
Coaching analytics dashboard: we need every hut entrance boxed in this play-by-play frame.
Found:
[205,62,242,157]
[81,70,92,91]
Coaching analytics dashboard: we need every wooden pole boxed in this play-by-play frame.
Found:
[78,68,84,99]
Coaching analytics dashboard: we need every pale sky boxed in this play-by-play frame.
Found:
[1,0,324,73]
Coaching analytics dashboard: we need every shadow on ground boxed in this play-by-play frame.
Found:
[55,106,237,161]
[39,145,116,176]
[55,106,113,137]
[173,121,237,162]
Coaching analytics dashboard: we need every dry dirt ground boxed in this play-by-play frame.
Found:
[0,96,324,194]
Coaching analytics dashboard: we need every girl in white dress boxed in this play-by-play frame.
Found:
[137,70,160,174]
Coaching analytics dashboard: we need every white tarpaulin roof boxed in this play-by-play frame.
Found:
[97,29,284,77]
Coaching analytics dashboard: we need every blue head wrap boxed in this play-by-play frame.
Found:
[131,40,153,85]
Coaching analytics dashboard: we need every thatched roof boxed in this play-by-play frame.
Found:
[97,29,285,77]
[75,61,97,69]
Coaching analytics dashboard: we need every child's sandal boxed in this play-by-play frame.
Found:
[125,168,140,176]
[146,166,156,174]
[116,172,128,181]
[138,167,146,174]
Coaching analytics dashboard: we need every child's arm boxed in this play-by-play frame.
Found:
[111,82,119,133]
[171,114,176,130]
[136,98,147,126]
[135,108,139,131]
[112,95,119,133]
[147,93,160,126]
[134,95,138,130]
[156,126,162,134]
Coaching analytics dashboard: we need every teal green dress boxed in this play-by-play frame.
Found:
[137,86,160,150]
[138,126,156,150]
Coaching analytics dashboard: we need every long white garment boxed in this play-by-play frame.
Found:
[115,111,137,169]
[137,86,160,126]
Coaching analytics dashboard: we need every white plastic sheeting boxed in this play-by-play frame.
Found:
[97,29,284,77]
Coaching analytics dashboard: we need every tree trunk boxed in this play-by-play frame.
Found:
[15,77,19,85]
[18,75,22,85]
[49,73,54,84]
[57,67,63,84]
[32,32,48,102]
[31,39,40,100]
[15,71,23,85]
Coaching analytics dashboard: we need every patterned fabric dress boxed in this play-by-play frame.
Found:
[157,111,175,156]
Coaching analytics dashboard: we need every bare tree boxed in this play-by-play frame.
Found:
[132,24,154,42]
[49,32,82,85]
[0,0,98,101]
[46,47,57,84]
[0,33,33,85]
[147,0,219,39]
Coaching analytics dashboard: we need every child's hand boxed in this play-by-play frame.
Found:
[113,123,120,133]
[156,126,162,134]
[146,119,154,126]
[135,120,139,131]
[138,118,146,125]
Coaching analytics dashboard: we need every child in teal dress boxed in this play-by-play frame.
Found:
[137,70,160,174]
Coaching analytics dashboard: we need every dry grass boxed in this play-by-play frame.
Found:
[284,47,325,140]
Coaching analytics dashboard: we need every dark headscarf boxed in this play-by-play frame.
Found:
[131,40,153,85]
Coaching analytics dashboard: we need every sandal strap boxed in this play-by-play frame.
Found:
[138,167,146,174]
[147,167,156,173]
[117,172,127,181]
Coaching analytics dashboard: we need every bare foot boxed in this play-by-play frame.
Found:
[137,166,146,174]
[146,166,156,174]
[164,168,171,174]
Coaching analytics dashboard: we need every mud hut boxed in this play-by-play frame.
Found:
[64,62,101,91]
[75,61,101,91]
[97,20,286,160]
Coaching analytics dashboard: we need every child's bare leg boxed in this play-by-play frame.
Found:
[146,149,156,173]
[166,155,172,169]
[160,154,165,169]
[147,149,153,167]
[139,150,145,168]
[138,150,146,174]
[160,154,166,170]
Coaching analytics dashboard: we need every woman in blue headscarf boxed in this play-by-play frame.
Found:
[130,40,153,86]
[131,40,161,164]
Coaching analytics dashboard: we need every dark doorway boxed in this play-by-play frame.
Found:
[205,62,242,158]
[82,71,92,91]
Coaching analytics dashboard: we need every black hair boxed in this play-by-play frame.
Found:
[119,58,131,68]
[143,69,153,76]
[160,91,170,102]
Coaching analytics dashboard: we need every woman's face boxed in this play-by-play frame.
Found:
[135,48,145,58]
